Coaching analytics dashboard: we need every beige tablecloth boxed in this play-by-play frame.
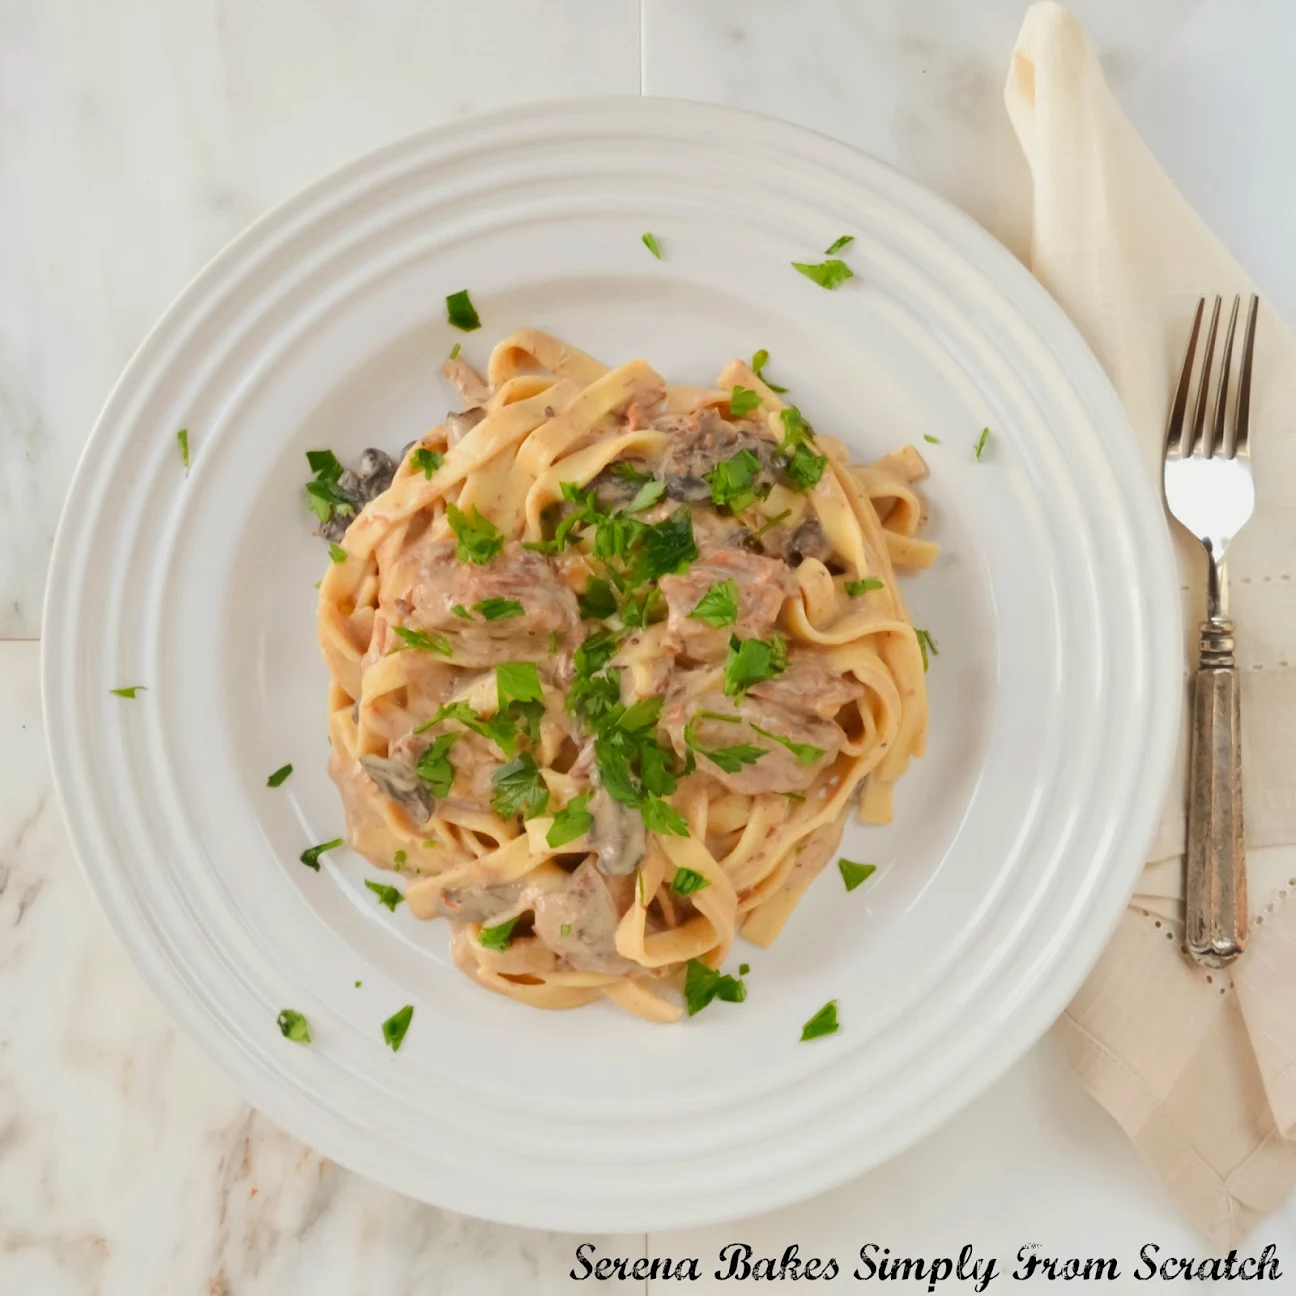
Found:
[1005,2,1296,1246]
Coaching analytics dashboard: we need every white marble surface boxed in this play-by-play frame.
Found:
[4,0,1296,1291]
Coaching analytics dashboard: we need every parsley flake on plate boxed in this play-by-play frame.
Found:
[688,578,740,629]
[824,234,855,254]
[671,867,710,896]
[838,859,877,892]
[445,289,481,332]
[739,962,750,976]
[792,258,854,290]
[410,447,444,478]
[176,428,190,472]
[266,763,293,788]
[300,838,343,870]
[109,686,146,699]
[365,879,405,912]
[684,959,747,1017]
[446,502,504,565]
[474,597,524,621]
[479,915,520,950]
[276,1009,311,1043]
[924,434,940,444]
[723,633,788,698]
[304,449,357,528]
[845,577,883,596]
[641,232,662,259]
[391,626,452,656]
[449,342,461,360]
[974,427,990,460]
[800,1000,840,1041]
[547,792,593,849]
[750,348,788,394]
[381,1004,414,1051]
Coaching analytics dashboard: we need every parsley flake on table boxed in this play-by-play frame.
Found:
[729,385,762,418]
[446,502,504,565]
[838,859,877,892]
[410,447,443,478]
[547,792,593,849]
[824,234,855,254]
[915,628,938,672]
[750,348,788,394]
[177,428,190,473]
[684,959,747,1017]
[446,289,481,332]
[723,633,788,698]
[266,763,293,788]
[671,867,710,897]
[845,577,883,596]
[479,915,520,951]
[800,1000,839,1041]
[381,1004,414,1052]
[276,1009,311,1043]
[474,597,524,621]
[792,258,854,290]
[688,578,740,629]
[415,733,458,798]
[365,879,405,912]
[490,752,549,820]
[974,427,990,461]
[391,626,452,656]
[109,686,146,699]
[750,724,825,767]
[300,838,343,870]
[641,232,662,259]
[706,449,767,513]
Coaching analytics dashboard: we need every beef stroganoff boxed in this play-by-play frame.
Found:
[316,329,936,1022]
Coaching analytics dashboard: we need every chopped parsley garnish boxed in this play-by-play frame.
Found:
[479,915,520,950]
[451,604,473,620]
[915,628,938,672]
[642,232,662,259]
[688,578,739,628]
[328,542,348,564]
[974,427,990,461]
[391,626,452,656]
[546,792,592,848]
[365,879,405,912]
[177,428,190,472]
[421,700,519,758]
[449,342,461,360]
[382,1004,414,1051]
[642,795,689,836]
[750,348,788,394]
[304,449,358,528]
[751,508,791,541]
[548,630,560,654]
[276,1009,311,1043]
[824,234,855,254]
[800,1000,839,1041]
[750,724,825,766]
[723,633,788,698]
[626,478,666,512]
[495,661,543,709]
[706,449,767,513]
[777,406,828,491]
[729,385,762,418]
[924,434,940,444]
[415,733,458,798]
[474,598,524,621]
[739,962,750,975]
[560,923,572,937]
[393,850,407,867]
[684,713,767,774]
[446,503,504,565]
[490,752,549,820]
[578,577,618,621]
[610,461,653,483]
[110,686,146,699]
[620,584,663,629]
[300,838,343,870]
[838,859,877,892]
[672,867,710,896]
[411,447,444,478]
[684,959,747,1016]
[792,258,854,290]
[631,507,698,583]
[784,791,807,803]
[845,577,883,596]
[446,289,481,332]
[266,763,293,788]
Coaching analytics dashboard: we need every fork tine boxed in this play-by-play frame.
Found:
[1166,297,1204,460]
[1190,296,1222,456]
[1210,296,1240,459]
[1232,293,1259,459]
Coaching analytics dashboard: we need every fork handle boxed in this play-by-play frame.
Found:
[1185,617,1247,967]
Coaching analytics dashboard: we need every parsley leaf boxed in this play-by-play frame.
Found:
[729,386,762,418]
[382,1004,414,1051]
[723,634,788,698]
[392,626,452,656]
[411,447,444,478]
[750,508,791,541]
[626,479,666,513]
[642,232,662,259]
[416,733,458,798]
[739,962,750,975]
[559,922,572,937]
[706,449,767,513]
[546,792,593,848]
[750,348,788,394]
[915,628,938,672]
[446,503,504,565]
[490,752,549,820]
[474,598,524,622]
[300,838,343,870]
[495,661,543,709]
[631,507,698,584]
[266,764,293,788]
[177,428,190,472]
[800,1000,839,1041]
[365,878,405,912]
[479,915,520,950]
[304,450,357,528]
[683,714,767,774]
[792,258,854,290]
[451,604,473,620]
[306,449,344,481]
[446,289,481,331]
[688,578,739,628]
[845,577,883,596]
[824,234,855,254]
[277,1009,311,1043]
[421,701,519,759]
[393,851,406,867]
[610,461,653,483]
[110,686,146,699]
[684,960,747,1016]
[777,406,828,491]
[838,859,876,892]
[750,723,825,767]
[578,577,618,621]
[640,795,689,836]
[672,867,710,896]
[328,542,348,564]
[923,434,940,444]
[449,342,461,360]
[974,427,990,460]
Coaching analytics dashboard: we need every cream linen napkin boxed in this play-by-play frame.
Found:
[1006,2,1296,1247]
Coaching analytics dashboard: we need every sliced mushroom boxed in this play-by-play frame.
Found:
[359,754,433,823]
[437,880,523,924]
[587,788,646,876]
[446,408,486,445]
[783,518,833,566]
[657,410,779,503]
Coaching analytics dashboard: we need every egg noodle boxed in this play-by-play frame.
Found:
[316,329,936,1023]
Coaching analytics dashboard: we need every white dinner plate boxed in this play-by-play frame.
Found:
[42,98,1180,1231]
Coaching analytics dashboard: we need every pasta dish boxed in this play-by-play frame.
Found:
[316,329,935,1022]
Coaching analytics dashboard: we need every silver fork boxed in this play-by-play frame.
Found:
[1163,293,1259,968]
